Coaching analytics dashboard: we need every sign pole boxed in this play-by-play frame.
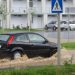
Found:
[57,13,61,65]
[51,0,63,65]
[67,8,70,42]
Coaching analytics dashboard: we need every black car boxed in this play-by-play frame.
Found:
[0,32,57,59]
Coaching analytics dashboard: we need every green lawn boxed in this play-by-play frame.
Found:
[0,65,75,75]
[61,42,75,49]
[0,28,44,34]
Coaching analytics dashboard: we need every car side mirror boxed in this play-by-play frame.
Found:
[43,40,48,44]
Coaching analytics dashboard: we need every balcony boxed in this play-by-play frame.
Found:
[11,7,27,14]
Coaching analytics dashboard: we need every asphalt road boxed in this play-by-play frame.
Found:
[44,31,75,39]
[39,31,75,43]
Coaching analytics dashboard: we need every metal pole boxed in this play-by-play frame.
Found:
[67,8,70,42]
[29,8,32,32]
[57,13,61,65]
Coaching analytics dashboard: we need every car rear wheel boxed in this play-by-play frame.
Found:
[13,51,22,60]
[53,26,57,31]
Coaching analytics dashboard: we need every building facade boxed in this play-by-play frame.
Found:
[0,0,75,29]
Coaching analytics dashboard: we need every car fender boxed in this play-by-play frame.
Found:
[11,47,24,52]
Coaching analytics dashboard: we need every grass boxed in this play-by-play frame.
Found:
[0,65,75,75]
[61,42,75,49]
[0,28,44,34]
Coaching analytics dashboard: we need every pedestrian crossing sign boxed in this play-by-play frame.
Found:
[51,0,63,13]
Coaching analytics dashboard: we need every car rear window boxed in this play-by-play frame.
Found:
[0,35,10,41]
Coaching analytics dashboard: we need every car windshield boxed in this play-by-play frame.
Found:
[49,21,56,24]
[0,35,10,41]
[61,21,67,24]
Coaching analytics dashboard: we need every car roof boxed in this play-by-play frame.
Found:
[1,32,39,35]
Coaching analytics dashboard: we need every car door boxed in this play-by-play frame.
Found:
[27,33,50,55]
[14,33,31,51]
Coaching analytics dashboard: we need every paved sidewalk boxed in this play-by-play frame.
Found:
[46,37,75,43]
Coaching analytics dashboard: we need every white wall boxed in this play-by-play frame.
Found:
[70,15,75,21]
[45,0,51,14]
[1,0,75,29]
[11,15,27,29]
[63,0,73,14]
[48,15,57,23]
[32,15,43,28]
[11,0,27,13]
[33,0,42,14]
[73,0,75,6]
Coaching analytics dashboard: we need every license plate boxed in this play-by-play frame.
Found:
[0,45,1,48]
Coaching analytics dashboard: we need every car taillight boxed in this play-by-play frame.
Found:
[7,35,14,46]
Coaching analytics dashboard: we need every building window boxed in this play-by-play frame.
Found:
[37,0,41,1]
[37,15,42,17]
[63,0,67,1]
[29,0,33,7]
[13,14,22,17]
[65,7,75,13]
[48,15,57,17]
[62,15,67,17]
[47,0,51,1]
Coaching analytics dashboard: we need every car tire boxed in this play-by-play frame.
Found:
[13,51,22,60]
[62,28,66,31]
[53,26,57,31]
[65,28,67,31]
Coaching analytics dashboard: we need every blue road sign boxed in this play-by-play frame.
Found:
[51,0,63,13]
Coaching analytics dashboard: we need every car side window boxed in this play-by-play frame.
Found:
[28,34,45,43]
[15,34,29,42]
